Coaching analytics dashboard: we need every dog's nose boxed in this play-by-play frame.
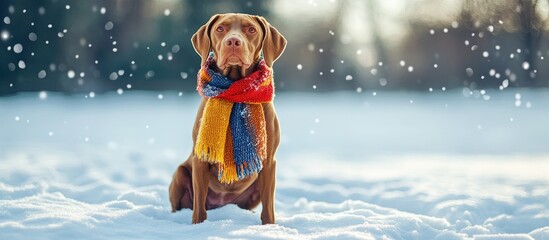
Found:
[225,36,242,47]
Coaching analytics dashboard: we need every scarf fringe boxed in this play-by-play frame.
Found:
[218,128,237,184]
[220,158,238,184]
[194,146,224,164]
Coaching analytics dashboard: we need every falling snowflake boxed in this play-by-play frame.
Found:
[1,30,11,41]
[67,70,76,79]
[13,43,23,53]
[105,21,114,31]
[109,72,118,80]
[18,60,26,69]
[38,70,47,79]
[522,62,530,70]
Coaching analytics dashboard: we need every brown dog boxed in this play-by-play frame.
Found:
[169,13,286,225]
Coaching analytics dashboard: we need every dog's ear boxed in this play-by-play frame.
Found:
[254,16,287,67]
[192,14,221,65]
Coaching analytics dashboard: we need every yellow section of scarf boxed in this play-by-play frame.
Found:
[194,98,233,165]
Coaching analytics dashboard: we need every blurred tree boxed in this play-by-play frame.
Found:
[365,0,388,83]
[313,0,348,90]
[517,0,545,86]
[458,0,548,87]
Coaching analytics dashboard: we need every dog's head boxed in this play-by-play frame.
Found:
[192,13,286,78]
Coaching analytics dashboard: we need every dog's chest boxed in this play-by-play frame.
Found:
[206,170,260,208]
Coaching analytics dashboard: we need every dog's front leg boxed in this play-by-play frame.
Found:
[191,155,210,224]
[258,103,280,225]
[258,159,277,224]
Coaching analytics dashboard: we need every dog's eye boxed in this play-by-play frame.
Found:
[216,26,224,32]
[248,27,256,34]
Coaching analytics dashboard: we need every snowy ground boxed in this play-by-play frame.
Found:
[1,90,549,239]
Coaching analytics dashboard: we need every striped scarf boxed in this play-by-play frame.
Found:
[194,54,274,184]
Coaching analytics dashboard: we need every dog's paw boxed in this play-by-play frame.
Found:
[192,211,207,224]
[261,213,275,225]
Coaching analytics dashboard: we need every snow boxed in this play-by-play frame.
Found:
[522,62,530,70]
[1,90,549,239]
[104,21,114,31]
[67,70,76,79]
[1,30,10,41]
[17,60,25,69]
[13,43,22,53]
[109,72,118,80]
[38,70,47,79]
[171,45,180,53]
